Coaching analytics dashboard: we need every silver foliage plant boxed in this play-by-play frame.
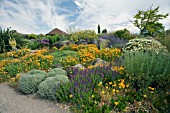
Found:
[37,75,69,100]
[47,68,67,77]
[18,69,47,94]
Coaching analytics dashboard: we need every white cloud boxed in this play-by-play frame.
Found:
[73,0,170,33]
[0,0,69,34]
[0,0,169,34]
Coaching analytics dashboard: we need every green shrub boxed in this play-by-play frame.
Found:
[112,29,131,40]
[123,38,167,53]
[123,51,170,89]
[70,30,97,43]
[44,35,60,48]
[47,68,67,77]
[28,34,38,39]
[18,69,47,94]
[27,39,40,50]
[51,50,78,63]
[0,27,15,53]
[37,75,69,100]
[160,35,170,53]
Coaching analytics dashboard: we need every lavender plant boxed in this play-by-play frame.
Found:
[66,65,120,102]
[99,34,128,48]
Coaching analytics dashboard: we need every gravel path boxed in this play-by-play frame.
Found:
[0,84,71,113]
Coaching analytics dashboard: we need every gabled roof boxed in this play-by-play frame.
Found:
[46,28,67,35]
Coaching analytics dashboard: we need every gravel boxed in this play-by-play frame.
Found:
[0,83,71,113]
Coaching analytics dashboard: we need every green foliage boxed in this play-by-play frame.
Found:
[112,29,131,40]
[159,29,170,53]
[51,50,78,63]
[123,51,170,89]
[44,34,60,48]
[37,75,69,100]
[123,38,167,53]
[70,30,98,43]
[12,33,30,49]
[0,74,7,83]
[4,63,21,77]
[47,68,67,77]
[0,27,14,53]
[27,39,40,50]
[18,69,47,94]
[133,6,168,37]
[102,29,107,34]
[28,34,38,39]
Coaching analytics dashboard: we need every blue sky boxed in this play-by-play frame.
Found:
[0,0,170,34]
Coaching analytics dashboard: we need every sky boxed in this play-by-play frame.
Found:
[0,0,170,34]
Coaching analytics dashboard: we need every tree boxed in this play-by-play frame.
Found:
[98,24,101,34]
[113,29,131,39]
[133,6,168,37]
[102,29,107,34]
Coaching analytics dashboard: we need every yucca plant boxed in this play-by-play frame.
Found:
[0,27,16,53]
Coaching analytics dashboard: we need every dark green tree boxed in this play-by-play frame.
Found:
[98,24,101,34]
[133,6,168,37]
[102,29,107,34]
[113,29,131,39]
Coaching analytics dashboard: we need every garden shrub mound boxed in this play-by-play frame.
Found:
[123,37,167,53]
[37,75,69,100]
[18,69,47,94]
[47,68,67,77]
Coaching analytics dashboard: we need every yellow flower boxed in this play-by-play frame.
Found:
[109,82,112,85]
[148,86,155,91]
[10,78,15,82]
[16,74,21,79]
[105,86,109,90]
[126,84,129,87]
[119,82,125,88]
[7,76,11,79]
[98,82,102,87]
[69,94,73,98]
[114,102,119,106]
[150,91,154,94]
[91,95,94,98]
[143,94,147,98]
[112,83,116,87]
[116,90,119,93]
[102,90,105,94]
[112,89,115,94]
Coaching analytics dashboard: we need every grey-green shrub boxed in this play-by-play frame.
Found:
[18,70,47,94]
[123,51,170,88]
[27,69,47,75]
[122,38,167,53]
[47,68,67,77]
[37,75,69,100]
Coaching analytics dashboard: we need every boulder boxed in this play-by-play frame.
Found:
[78,39,88,45]
[72,64,85,70]
[52,40,75,49]
[93,38,110,49]
[91,58,109,67]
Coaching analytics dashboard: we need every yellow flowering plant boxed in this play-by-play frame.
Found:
[98,48,122,62]
[0,49,54,82]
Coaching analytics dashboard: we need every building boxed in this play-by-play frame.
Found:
[46,28,67,36]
